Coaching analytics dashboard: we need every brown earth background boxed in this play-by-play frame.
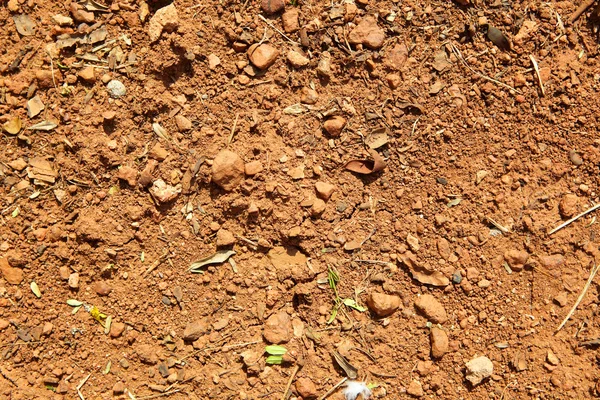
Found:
[2,0,600,399]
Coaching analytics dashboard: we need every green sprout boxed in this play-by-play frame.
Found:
[265,345,288,365]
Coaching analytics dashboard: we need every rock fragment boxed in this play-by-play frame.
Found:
[504,249,528,271]
[315,182,335,201]
[263,312,292,344]
[245,161,263,176]
[68,273,79,289]
[248,44,279,70]
[148,4,179,42]
[348,15,385,49]
[212,150,245,191]
[216,229,236,248]
[0,257,23,285]
[367,292,401,316]
[94,281,112,296]
[282,9,300,32]
[295,377,318,399]
[150,179,181,203]
[183,320,208,342]
[106,80,126,98]
[149,143,168,161]
[559,194,579,218]
[323,116,346,137]
[407,380,424,397]
[78,67,95,83]
[430,327,449,359]
[70,3,94,23]
[414,294,447,324]
[175,115,192,132]
[117,166,138,186]
[110,322,126,338]
[52,14,73,26]
[310,198,326,217]
[287,50,310,68]
[261,0,285,14]
[465,356,493,386]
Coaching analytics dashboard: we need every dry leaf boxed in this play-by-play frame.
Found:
[80,0,109,12]
[400,252,449,287]
[364,127,388,149]
[283,104,308,115]
[13,15,36,36]
[332,350,358,379]
[27,121,57,131]
[396,101,424,115]
[3,116,22,135]
[487,26,511,51]
[30,281,41,298]
[27,95,45,118]
[344,149,386,175]
[189,250,236,272]
[152,123,171,141]
[27,158,59,184]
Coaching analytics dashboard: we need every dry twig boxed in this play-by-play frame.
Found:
[317,377,348,400]
[569,0,597,24]
[555,263,600,333]
[258,15,297,44]
[548,203,600,235]
[529,55,545,96]
[227,113,240,146]
[450,43,522,94]
[76,373,91,400]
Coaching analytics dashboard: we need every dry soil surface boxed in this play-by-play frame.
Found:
[2,0,600,399]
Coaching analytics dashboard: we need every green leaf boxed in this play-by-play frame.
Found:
[265,345,288,356]
[327,305,338,324]
[72,305,82,314]
[67,299,83,307]
[342,298,367,312]
[265,355,283,365]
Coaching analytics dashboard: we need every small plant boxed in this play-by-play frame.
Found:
[326,266,367,324]
[264,345,287,365]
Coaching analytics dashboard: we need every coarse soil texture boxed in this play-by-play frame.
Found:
[2,0,600,399]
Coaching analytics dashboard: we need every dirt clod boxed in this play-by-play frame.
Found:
[559,194,579,218]
[263,312,292,344]
[183,320,208,342]
[414,294,447,324]
[248,44,280,70]
[295,377,318,399]
[504,249,529,271]
[367,292,401,317]
[323,116,346,137]
[465,356,493,386]
[212,150,245,191]
[430,327,449,359]
[348,15,386,49]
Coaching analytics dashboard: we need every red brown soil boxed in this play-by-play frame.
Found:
[2,0,600,399]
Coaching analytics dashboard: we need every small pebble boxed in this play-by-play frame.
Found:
[106,80,127,98]
[452,270,462,284]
